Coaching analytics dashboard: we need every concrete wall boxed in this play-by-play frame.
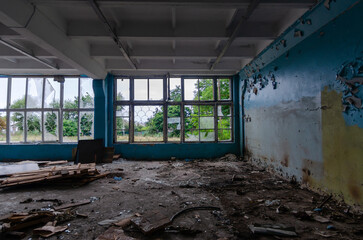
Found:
[240,0,363,206]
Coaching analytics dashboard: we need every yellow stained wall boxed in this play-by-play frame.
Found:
[322,88,363,205]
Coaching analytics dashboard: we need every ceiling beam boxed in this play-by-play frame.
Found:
[30,0,316,8]
[0,38,58,69]
[211,0,260,70]
[88,0,137,70]
[67,21,277,40]
[90,44,255,59]
[0,0,107,78]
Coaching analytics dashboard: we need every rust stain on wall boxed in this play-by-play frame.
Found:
[281,154,289,167]
[322,88,363,205]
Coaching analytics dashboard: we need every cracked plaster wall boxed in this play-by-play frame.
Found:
[240,1,363,206]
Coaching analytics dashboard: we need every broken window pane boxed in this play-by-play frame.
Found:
[0,78,8,109]
[64,78,79,109]
[199,78,214,101]
[63,111,78,142]
[200,129,214,142]
[44,78,60,108]
[218,117,231,129]
[10,111,24,142]
[44,111,58,142]
[27,112,42,142]
[167,105,181,142]
[80,78,94,108]
[0,112,6,143]
[149,79,163,100]
[217,78,231,100]
[27,78,43,108]
[218,105,231,117]
[117,78,130,101]
[184,79,198,100]
[116,106,129,142]
[168,78,181,102]
[185,129,199,142]
[134,79,147,100]
[80,111,94,140]
[10,78,26,109]
[218,129,232,141]
[134,105,163,142]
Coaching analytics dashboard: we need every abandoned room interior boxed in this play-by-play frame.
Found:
[0,0,362,239]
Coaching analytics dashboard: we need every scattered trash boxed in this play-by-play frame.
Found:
[264,199,280,206]
[327,225,336,230]
[95,227,135,240]
[313,208,322,212]
[113,177,122,181]
[313,215,330,223]
[248,224,297,237]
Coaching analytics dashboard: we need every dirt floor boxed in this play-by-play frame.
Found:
[0,156,362,240]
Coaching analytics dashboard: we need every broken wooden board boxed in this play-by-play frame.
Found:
[33,221,68,238]
[54,199,91,211]
[131,211,172,235]
[96,227,136,240]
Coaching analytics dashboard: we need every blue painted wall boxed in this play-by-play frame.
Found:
[239,0,363,205]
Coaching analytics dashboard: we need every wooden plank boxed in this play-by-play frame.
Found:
[131,211,172,235]
[54,200,91,211]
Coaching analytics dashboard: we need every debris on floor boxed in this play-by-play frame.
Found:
[0,156,361,239]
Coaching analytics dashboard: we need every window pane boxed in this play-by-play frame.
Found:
[200,129,214,142]
[44,78,60,108]
[149,79,163,100]
[199,78,214,101]
[218,117,231,129]
[117,78,130,101]
[218,78,231,100]
[167,105,181,142]
[64,78,79,109]
[116,117,129,142]
[0,112,6,143]
[116,105,129,117]
[10,78,26,109]
[10,112,24,142]
[184,79,198,100]
[199,105,214,116]
[218,105,231,117]
[200,117,214,129]
[80,78,94,108]
[134,105,163,142]
[27,78,43,108]
[134,79,147,100]
[218,129,232,141]
[44,111,58,142]
[0,78,8,109]
[63,111,78,142]
[27,112,42,142]
[80,111,94,140]
[185,129,199,142]
[169,78,181,102]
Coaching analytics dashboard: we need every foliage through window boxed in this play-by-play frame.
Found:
[0,77,94,144]
[114,77,233,143]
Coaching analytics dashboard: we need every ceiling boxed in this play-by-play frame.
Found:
[0,0,317,78]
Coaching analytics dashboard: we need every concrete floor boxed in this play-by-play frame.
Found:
[0,157,362,239]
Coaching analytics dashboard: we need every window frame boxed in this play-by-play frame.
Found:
[114,76,233,144]
[0,76,94,144]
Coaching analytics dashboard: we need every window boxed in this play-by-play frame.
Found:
[114,76,233,143]
[0,76,94,144]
